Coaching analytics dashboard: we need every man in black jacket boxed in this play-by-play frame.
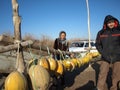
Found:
[54,31,69,60]
[95,15,120,90]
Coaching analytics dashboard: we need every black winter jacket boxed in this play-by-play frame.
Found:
[53,38,69,60]
[95,15,120,63]
[54,38,69,51]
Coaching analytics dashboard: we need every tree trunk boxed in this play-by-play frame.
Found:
[12,0,25,73]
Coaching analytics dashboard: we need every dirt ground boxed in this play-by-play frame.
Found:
[49,61,114,90]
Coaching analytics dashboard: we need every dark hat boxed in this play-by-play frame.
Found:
[59,31,66,36]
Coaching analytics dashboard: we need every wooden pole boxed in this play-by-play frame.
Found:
[12,0,25,73]
[86,0,91,48]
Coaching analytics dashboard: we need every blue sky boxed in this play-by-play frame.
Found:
[0,0,120,39]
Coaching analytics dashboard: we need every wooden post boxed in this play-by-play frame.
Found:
[12,0,25,73]
[86,0,91,49]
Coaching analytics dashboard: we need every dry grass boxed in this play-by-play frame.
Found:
[23,33,36,41]
[23,33,54,48]
[39,34,54,48]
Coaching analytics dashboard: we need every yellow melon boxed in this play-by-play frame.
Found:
[55,61,64,76]
[5,71,28,90]
[62,60,75,71]
[77,58,84,65]
[47,57,58,71]
[76,58,82,68]
[29,65,50,90]
[38,57,50,70]
[70,60,76,71]
[82,53,92,64]
[71,58,78,67]
[91,52,100,58]
[82,57,89,64]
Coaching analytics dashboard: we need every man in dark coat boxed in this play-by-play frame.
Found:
[95,15,120,90]
[54,31,69,60]
[51,31,69,89]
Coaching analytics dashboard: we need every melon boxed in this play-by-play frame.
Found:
[47,57,58,71]
[55,61,64,76]
[29,65,50,90]
[38,57,50,70]
[5,71,28,90]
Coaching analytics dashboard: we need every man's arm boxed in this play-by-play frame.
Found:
[95,32,103,54]
[53,39,58,50]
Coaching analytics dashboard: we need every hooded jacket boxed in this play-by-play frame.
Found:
[95,15,120,63]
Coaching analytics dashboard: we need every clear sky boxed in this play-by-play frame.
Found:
[0,0,120,39]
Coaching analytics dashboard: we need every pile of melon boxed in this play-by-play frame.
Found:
[38,52,100,74]
[4,52,100,90]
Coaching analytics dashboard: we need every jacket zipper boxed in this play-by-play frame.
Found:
[108,30,113,64]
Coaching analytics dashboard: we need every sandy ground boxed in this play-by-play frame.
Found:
[49,61,114,90]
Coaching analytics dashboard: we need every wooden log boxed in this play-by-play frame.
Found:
[12,0,19,16]
[0,40,33,53]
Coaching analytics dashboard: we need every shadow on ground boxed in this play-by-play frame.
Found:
[50,61,114,90]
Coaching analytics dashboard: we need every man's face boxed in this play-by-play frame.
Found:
[60,33,66,40]
[107,20,115,29]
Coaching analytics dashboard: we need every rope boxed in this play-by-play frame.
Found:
[58,49,65,60]
[28,44,34,58]
[39,43,42,58]
[14,40,21,70]
[28,43,37,65]
[47,46,50,55]
[53,49,58,60]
